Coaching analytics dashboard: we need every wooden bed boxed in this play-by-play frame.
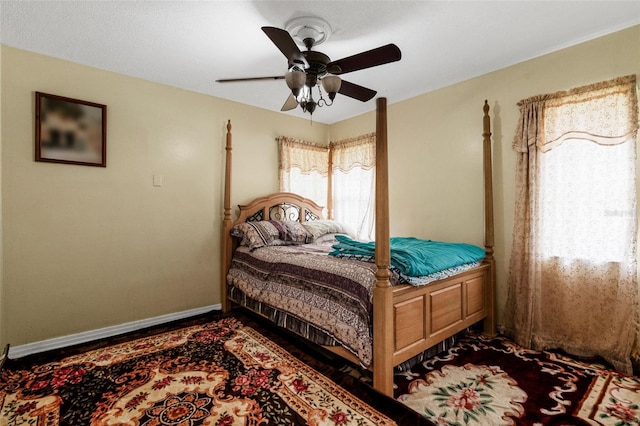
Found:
[221,99,495,397]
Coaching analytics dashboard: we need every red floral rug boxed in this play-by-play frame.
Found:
[393,333,640,425]
[0,316,399,425]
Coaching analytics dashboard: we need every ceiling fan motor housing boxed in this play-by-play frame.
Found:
[301,50,331,79]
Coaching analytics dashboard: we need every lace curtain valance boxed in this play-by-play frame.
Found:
[515,75,638,153]
[329,133,376,172]
[277,137,328,176]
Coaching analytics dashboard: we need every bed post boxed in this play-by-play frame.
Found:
[221,120,233,312]
[327,144,334,220]
[373,98,394,396]
[482,101,496,334]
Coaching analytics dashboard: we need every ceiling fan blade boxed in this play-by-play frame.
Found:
[262,26,309,68]
[338,80,377,102]
[281,93,298,111]
[327,44,401,75]
[216,75,284,83]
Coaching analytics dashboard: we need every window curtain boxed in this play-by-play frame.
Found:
[330,133,376,240]
[277,137,328,210]
[503,75,639,373]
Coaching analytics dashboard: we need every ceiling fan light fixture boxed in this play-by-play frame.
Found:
[321,75,342,100]
[285,69,306,97]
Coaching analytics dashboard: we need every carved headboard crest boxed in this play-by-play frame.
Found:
[233,192,324,225]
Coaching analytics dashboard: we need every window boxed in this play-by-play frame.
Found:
[277,137,328,211]
[505,75,639,373]
[537,79,637,263]
[277,133,376,240]
[539,138,634,262]
[330,134,376,240]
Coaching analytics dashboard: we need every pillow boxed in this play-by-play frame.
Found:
[230,221,280,250]
[313,233,342,245]
[302,220,355,240]
[271,220,314,245]
[230,220,313,250]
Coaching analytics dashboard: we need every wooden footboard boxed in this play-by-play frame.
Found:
[391,263,490,364]
[322,262,491,376]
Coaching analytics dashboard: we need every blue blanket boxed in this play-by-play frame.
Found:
[330,235,485,277]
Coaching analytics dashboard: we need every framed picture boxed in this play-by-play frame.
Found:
[35,92,107,167]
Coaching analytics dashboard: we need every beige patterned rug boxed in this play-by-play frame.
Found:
[1,316,397,425]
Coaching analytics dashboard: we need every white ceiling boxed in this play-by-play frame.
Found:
[1,1,639,124]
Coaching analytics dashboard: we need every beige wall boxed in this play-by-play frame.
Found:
[331,25,640,325]
[0,46,328,347]
[0,44,4,348]
[1,25,638,348]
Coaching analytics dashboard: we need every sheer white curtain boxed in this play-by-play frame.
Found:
[330,133,375,240]
[504,75,639,373]
[277,137,328,211]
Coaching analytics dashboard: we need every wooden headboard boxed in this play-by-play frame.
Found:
[233,192,325,224]
[221,190,325,311]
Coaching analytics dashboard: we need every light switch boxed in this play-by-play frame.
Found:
[153,175,163,187]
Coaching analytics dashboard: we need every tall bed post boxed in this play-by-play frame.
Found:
[373,97,394,396]
[482,101,496,334]
[221,120,233,312]
[327,144,334,220]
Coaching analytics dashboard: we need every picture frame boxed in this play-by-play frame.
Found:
[35,92,107,167]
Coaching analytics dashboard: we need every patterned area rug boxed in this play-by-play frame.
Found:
[0,316,398,425]
[393,333,640,425]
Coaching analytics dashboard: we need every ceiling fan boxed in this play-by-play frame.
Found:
[216,17,402,116]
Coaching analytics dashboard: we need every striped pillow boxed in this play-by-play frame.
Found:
[231,220,313,250]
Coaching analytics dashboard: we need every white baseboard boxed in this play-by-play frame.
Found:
[8,304,221,359]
